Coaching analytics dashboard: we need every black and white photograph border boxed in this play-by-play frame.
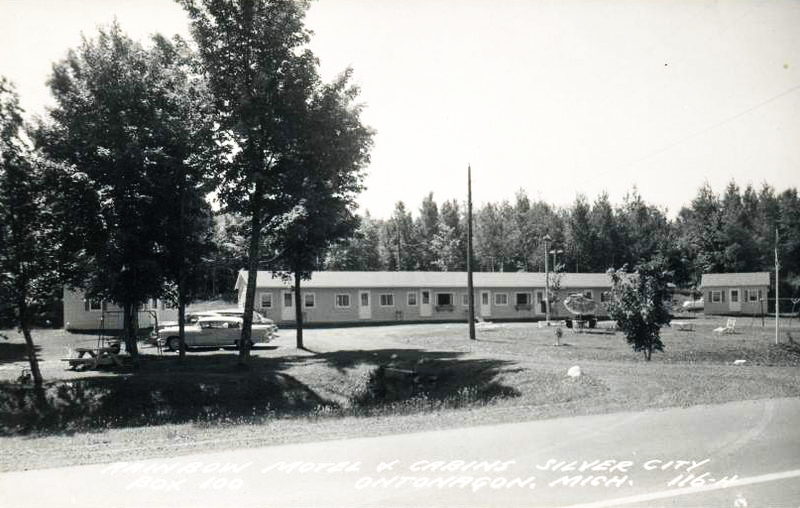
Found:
[1,1,799,507]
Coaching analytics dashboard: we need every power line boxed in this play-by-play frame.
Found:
[574,80,800,190]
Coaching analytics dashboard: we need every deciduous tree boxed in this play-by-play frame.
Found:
[181,0,321,363]
[606,261,672,361]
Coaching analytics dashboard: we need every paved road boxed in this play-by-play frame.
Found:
[2,397,799,508]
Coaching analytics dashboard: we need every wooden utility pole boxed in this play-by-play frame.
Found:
[775,226,780,345]
[467,165,476,340]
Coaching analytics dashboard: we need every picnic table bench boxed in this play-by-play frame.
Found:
[62,344,123,370]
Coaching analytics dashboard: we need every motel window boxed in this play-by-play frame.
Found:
[583,290,593,300]
[407,292,417,306]
[711,291,722,303]
[380,294,395,307]
[260,293,272,309]
[462,293,469,306]
[758,289,763,301]
[731,290,739,303]
[536,291,543,303]
[304,293,316,308]
[436,293,454,306]
[422,291,430,305]
[87,299,103,311]
[335,294,351,308]
[283,292,293,307]
[600,291,612,303]
[494,293,508,306]
[361,292,369,306]
[515,293,531,305]
[482,292,490,305]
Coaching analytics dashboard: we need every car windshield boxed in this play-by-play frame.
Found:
[216,310,267,323]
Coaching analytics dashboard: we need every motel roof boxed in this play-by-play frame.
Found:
[700,272,770,288]
[236,270,613,290]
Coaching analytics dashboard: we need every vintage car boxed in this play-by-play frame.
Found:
[682,298,704,311]
[156,310,278,352]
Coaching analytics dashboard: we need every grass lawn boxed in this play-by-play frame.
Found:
[1,315,799,471]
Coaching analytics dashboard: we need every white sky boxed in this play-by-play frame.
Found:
[1,0,799,218]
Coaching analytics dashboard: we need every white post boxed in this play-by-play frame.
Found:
[544,235,551,325]
[775,226,779,345]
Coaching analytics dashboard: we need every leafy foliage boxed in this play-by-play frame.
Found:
[0,78,90,384]
[606,261,673,361]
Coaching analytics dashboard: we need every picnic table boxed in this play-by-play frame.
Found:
[62,343,124,370]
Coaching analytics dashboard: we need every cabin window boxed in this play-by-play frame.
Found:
[260,293,272,309]
[482,292,490,305]
[730,290,739,303]
[379,294,395,307]
[407,292,417,306]
[436,293,454,306]
[421,291,430,305]
[494,293,508,306]
[583,290,593,300]
[462,293,469,306]
[88,299,102,312]
[283,292,293,307]
[335,294,350,308]
[515,293,531,305]
[711,291,722,303]
[600,291,612,303]
[304,293,315,308]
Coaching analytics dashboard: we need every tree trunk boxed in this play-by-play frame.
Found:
[294,271,303,350]
[122,302,139,364]
[122,302,132,352]
[178,284,186,361]
[239,188,263,366]
[130,305,139,366]
[178,169,186,360]
[18,301,43,387]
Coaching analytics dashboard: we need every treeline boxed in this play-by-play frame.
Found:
[275,182,799,290]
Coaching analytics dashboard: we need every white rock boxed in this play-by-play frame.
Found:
[733,359,747,365]
[567,365,582,378]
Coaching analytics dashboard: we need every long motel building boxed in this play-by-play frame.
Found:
[234,270,614,326]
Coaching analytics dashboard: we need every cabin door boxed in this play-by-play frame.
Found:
[281,291,294,321]
[729,289,741,312]
[420,290,432,317]
[358,291,371,319]
[480,291,492,317]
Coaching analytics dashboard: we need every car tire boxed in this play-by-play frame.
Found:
[166,337,182,352]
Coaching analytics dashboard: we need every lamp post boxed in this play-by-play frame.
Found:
[543,234,552,324]
[549,249,564,271]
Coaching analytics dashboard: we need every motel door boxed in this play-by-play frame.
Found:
[359,291,372,319]
[730,289,741,312]
[281,291,294,321]
[480,291,491,317]
[420,289,432,317]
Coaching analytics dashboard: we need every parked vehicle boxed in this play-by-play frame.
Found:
[154,309,278,352]
[682,298,704,311]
